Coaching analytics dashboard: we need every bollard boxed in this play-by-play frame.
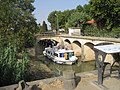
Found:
[63,70,76,90]
[15,80,29,90]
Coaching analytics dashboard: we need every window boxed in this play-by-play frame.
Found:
[69,52,72,58]
[54,53,58,57]
[64,53,68,60]
[60,53,64,57]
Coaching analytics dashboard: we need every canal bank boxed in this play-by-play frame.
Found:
[1,70,120,90]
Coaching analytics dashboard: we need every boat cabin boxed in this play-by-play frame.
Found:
[45,47,54,56]
[54,49,74,60]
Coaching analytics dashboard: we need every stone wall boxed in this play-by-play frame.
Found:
[0,71,78,90]
[0,77,63,90]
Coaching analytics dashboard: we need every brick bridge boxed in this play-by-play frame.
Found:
[35,34,120,64]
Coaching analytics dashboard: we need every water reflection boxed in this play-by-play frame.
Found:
[44,58,96,76]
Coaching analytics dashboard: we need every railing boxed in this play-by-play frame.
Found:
[35,32,57,37]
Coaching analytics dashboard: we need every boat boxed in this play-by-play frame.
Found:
[43,46,78,65]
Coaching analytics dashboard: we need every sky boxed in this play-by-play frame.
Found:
[33,0,88,28]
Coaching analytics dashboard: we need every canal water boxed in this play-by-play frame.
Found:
[34,43,97,76]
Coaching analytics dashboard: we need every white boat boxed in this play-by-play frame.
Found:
[43,46,78,65]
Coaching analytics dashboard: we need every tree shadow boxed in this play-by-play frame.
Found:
[75,76,81,86]
[29,69,54,81]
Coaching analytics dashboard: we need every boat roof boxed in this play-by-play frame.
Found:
[45,47,74,54]
[55,49,74,54]
[45,47,53,51]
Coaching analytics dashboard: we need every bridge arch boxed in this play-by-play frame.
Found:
[63,39,72,49]
[64,39,71,44]
[72,40,81,56]
[51,39,59,46]
[84,42,95,61]
[64,39,71,45]
[38,39,59,47]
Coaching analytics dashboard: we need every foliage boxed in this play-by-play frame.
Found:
[66,11,90,28]
[0,0,37,86]
[48,11,58,30]
[83,4,91,15]
[48,9,76,30]
[0,37,30,86]
[62,9,75,29]
[84,25,120,38]
[66,5,91,30]
[0,0,37,49]
[47,0,120,38]
[76,5,84,12]
[47,5,92,31]
[89,0,120,31]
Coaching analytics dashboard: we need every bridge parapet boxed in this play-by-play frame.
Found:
[35,33,56,37]
[35,34,120,43]
[59,34,120,43]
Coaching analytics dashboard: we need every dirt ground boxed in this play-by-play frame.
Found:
[38,79,64,90]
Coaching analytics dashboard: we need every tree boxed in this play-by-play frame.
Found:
[61,9,75,29]
[48,9,75,30]
[40,21,48,32]
[83,4,91,16]
[89,0,120,31]
[48,11,58,30]
[0,40,30,86]
[66,11,90,28]
[76,5,84,12]
[0,0,37,86]
[0,0,37,49]
[47,4,92,31]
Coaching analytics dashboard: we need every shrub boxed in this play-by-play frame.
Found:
[0,37,30,86]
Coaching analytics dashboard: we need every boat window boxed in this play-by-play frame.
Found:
[60,53,64,57]
[48,51,50,54]
[68,52,72,58]
[64,53,68,60]
[54,53,58,57]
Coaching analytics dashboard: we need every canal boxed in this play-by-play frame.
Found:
[31,43,97,78]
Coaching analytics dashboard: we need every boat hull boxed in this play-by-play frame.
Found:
[43,52,77,65]
[43,47,78,65]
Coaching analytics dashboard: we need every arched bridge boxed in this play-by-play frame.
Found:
[35,34,120,63]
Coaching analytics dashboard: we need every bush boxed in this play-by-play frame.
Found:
[83,24,120,38]
[0,38,30,86]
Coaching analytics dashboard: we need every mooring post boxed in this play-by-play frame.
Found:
[63,70,76,90]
